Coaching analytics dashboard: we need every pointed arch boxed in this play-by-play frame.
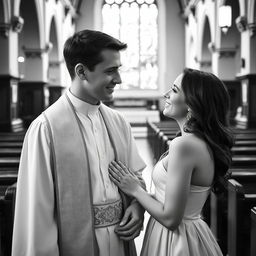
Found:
[17,0,41,80]
[48,15,60,85]
[187,35,197,68]
[0,1,5,24]
[220,0,241,77]
[221,0,244,16]
[18,0,41,49]
[1,0,11,23]
[248,0,256,73]
[248,0,256,23]
[15,0,44,47]
[198,14,213,72]
[199,13,214,50]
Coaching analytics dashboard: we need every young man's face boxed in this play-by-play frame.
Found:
[83,49,122,103]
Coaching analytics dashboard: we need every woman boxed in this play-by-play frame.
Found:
[109,68,234,256]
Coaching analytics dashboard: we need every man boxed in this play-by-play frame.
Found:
[12,30,146,256]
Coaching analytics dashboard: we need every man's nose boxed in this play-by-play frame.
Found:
[113,72,122,84]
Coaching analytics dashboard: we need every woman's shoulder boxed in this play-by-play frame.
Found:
[169,134,214,186]
[169,136,196,160]
[170,134,210,158]
[170,134,199,149]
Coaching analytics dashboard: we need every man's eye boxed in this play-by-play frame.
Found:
[106,69,116,74]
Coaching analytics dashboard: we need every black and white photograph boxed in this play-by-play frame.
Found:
[0,0,256,255]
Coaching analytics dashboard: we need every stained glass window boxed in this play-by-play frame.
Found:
[102,0,158,90]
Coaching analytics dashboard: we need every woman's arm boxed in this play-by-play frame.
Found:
[109,137,195,230]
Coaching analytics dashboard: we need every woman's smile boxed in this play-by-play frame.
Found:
[165,101,172,108]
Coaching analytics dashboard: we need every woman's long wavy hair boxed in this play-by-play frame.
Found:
[180,68,234,189]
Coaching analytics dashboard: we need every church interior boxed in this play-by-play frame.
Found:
[0,0,256,255]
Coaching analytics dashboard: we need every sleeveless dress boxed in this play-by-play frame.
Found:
[140,160,223,256]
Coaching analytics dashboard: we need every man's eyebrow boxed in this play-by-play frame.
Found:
[104,65,122,71]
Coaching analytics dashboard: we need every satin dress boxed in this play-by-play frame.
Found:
[140,160,223,256]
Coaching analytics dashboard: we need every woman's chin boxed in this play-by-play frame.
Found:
[163,109,174,119]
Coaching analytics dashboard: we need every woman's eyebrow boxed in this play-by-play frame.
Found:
[173,84,180,91]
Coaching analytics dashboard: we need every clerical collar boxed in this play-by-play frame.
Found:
[66,89,100,116]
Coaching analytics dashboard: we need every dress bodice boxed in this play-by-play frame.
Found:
[152,160,211,220]
[141,160,223,256]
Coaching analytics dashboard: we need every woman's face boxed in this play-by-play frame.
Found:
[163,73,188,119]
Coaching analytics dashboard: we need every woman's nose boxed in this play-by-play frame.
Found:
[164,90,171,99]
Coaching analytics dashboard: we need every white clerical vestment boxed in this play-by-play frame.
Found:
[12,89,146,256]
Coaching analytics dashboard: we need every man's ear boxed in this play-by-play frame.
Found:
[74,63,88,80]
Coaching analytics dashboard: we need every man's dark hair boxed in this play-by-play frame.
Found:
[63,30,127,80]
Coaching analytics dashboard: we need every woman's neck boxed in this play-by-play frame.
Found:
[176,118,191,136]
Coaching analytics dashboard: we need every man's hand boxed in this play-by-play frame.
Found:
[115,201,144,241]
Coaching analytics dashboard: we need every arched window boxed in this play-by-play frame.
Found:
[102,0,158,91]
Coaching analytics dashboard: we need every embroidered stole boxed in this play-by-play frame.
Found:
[43,94,137,256]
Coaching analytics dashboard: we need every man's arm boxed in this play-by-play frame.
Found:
[12,117,59,256]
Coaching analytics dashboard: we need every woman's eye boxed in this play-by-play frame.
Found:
[171,87,177,93]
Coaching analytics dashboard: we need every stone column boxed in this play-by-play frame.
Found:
[235,74,256,128]
[0,17,24,132]
[18,47,49,128]
[18,81,46,128]
[234,17,256,128]
[0,75,23,131]
[48,60,64,105]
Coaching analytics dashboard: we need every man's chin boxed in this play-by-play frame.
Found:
[103,93,114,102]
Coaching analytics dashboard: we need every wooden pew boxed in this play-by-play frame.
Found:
[235,133,256,140]
[154,139,256,168]
[0,133,20,254]
[232,146,256,156]
[231,156,256,168]
[233,129,256,134]
[210,171,256,255]
[0,142,23,149]
[228,178,256,256]
[0,183,17,256]
[147,121,256,256]
[0,132,19,255]
[0,158,19,168]
[0,171,18,184]
[0,132,25,136]
[0,135,24,142]
[147,122,178,161]
[147,122,256,164]
[235,140,256,146]
[0,135,18,253]
[0,167,18,255]
[251,207,256,256]
[0,148,21,158]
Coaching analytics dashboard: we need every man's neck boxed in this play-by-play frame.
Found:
[70,82,99,105]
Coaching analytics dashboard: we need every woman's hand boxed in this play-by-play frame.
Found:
[108,161,142,197]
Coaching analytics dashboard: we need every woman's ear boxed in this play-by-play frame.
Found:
[74,63,87,80]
